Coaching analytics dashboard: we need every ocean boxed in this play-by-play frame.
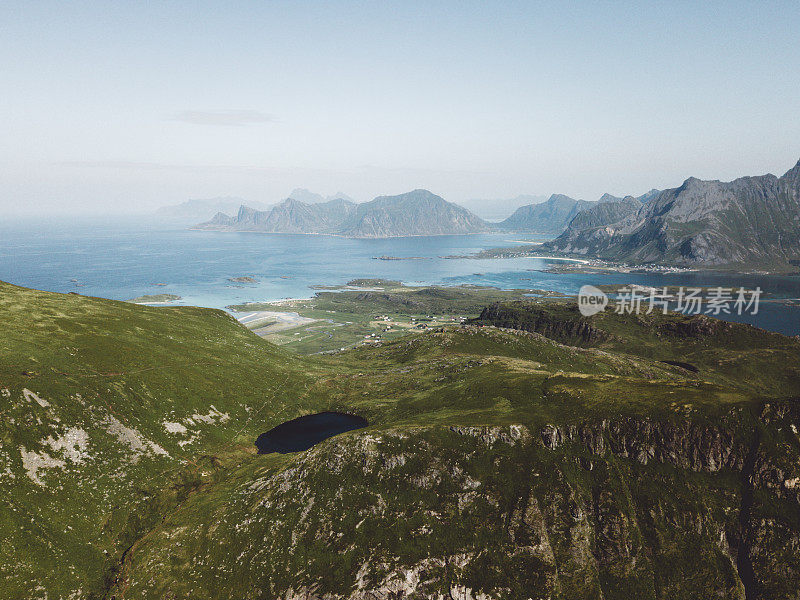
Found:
[2,216,799,335]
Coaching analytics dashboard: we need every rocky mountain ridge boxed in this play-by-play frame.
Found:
[155,197,268,223]
[497,194,593,234]
[496,188,659,234]
[195,189,493,238]
[545,160,800,269]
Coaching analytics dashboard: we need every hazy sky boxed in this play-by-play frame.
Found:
[2,1,799,215]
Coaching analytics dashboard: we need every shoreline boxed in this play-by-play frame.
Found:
[523,255,589,264]
[189,228,499,239]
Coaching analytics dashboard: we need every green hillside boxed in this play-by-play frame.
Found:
[0,282,322,598]
[1,281,799,599]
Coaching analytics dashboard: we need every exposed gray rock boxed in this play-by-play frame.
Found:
[545,160,800,270]
[497,194,593,234]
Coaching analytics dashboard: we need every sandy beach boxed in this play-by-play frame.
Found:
[235,310,318,335]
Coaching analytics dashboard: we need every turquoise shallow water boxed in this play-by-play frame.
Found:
[1,216,799,335]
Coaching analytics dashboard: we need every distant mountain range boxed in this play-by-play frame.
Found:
[545,160,800,270]
[156,190,354,224]
[192,188,661,239]
[155,197,271,222]
[184,160,800,269]
[195,189,493,238]
[496,194,594,234]
[286,188,355,204]
[462,194,549,221]
[495,190,659,235]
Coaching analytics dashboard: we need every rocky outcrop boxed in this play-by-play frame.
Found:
[119,403,800,599]
[538,417,745,472]
[194,211,234,228]
[551,197,643,253]
[448,424,530,446]
[470,302,609,345]
[155,197,259,223]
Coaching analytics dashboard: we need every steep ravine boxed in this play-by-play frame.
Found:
[737,429,760,600]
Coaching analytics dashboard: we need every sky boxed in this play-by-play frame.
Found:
[1,1,799,215]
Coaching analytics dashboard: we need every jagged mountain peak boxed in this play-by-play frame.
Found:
[276,197,303,206]
[547,193,580,204]
[546,162,800,270]
[287,188,325,204]
[237,204,261,217]
[498,194,590,234]
[782,157,800,181]
[323,196,357,207]
[678,176,703,189]
[194,189,490,237]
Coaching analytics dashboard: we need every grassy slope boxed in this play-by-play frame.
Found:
[120,303,798,598]
[0,282,331,599]
[468,300,800,396]
[118,317,800,599]
[2,282,799,599]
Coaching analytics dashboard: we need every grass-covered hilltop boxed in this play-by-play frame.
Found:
[1,280,800,600]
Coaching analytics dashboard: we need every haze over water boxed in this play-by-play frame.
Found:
[2,217,799,336]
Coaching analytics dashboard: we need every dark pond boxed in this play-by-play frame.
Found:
[255,412,368,454]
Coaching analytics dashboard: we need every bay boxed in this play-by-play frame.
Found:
[1,216,799,335]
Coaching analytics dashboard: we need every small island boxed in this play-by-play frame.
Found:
[373,255,429,261]
[127,294,181,304]
[346,278,403,287]
[228,276,258,283]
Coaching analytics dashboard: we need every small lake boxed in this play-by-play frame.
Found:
[255,412,368,454]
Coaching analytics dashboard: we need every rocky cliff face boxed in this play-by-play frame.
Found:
[552,197,643,252]
[193,190,492,238]
[120,405,800,600]
[545,160,800,269]
[471,302,609,345]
